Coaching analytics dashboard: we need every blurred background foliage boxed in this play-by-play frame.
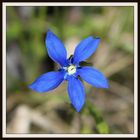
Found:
[6,6,134,134]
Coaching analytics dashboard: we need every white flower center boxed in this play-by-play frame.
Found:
[67,65,76,75]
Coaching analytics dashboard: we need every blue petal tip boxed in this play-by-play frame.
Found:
[28,84,34,90]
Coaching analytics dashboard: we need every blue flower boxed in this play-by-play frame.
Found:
[29,30,109,112]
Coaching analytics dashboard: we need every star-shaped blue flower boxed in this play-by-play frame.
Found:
[29,30,109,112]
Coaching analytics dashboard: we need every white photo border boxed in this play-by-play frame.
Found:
[2,2,138,138]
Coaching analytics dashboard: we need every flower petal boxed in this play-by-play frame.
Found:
[45,30,68,66]
[73,36,100,65]
[29,71,64,92]
[67,76,85,112]
[77,66,109,88]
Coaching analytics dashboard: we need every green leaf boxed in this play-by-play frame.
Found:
[86,101,109,134]
[96,121,109,134]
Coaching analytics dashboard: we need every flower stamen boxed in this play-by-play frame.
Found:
[67,65,76,75]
